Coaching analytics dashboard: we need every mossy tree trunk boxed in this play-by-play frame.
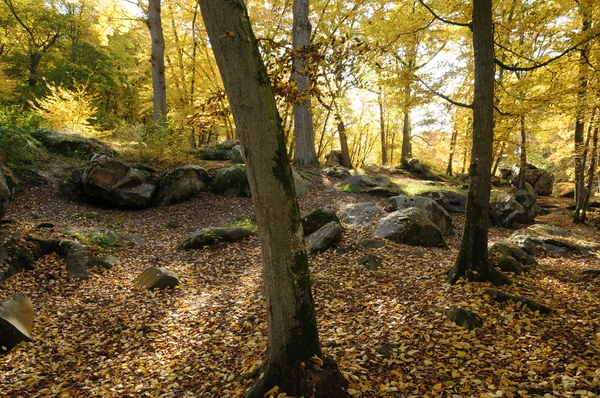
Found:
[448,0,508,286]
[198,1,348,396]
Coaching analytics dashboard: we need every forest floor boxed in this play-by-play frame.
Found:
[1,163,600,398]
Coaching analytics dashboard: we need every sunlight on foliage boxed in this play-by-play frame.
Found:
[30,84,99,137]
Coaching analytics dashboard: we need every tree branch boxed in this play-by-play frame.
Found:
[414,74,473,108]
[495,30,600,72]
[416,0,471,28]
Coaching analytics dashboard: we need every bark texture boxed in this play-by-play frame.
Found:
[148,0,168,123]
[448,0,508,285]
[198,1,347,396]
[292,0,318,165]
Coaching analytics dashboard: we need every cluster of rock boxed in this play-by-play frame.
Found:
[400,158,444,181]
[0,231,120,283]
[499,163,554,196]
[81,154,312,209]
[30,128,115,159]
[196,140,244,164]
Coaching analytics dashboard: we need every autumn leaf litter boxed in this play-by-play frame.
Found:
[1,172,599,397]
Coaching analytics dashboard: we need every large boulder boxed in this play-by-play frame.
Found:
[325,166,351,179]
[82,154,156,209]
[134,267,179,290]
[57,240,89,280]
[211,165,250,197]
[341,174,402,197]
[503,164,554,196]
[400,158,444,181]
[0,172,9,220]
[490,190,538,228]
[0,293,34,353]
[420,190,467,213]
[387,195,452,235]
[30,129,114,158]
[508,224,599,256]
[197,140,241,161]
[306,221,343,254]
[374,208,447,247]
[302,208,339,236]
[230,145,244,164]
[152,165,210,206]
[325,150,343,167]
[178,226,255,250]
[489,241,537,274]
[340,202,385,226]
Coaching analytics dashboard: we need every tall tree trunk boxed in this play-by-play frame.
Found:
[516,116,527,190]
[292,0,318,165]
[28,51,42,88]
[401,106,412,162]
[492,141,505,177]
[148,0,168,123]
[337,119,352,168]
[197,1,347,396]
[575,110,596,221]
[448,0,508,285]
[379,88,387,165]
[574,2,591,207]
[447,128,458,175]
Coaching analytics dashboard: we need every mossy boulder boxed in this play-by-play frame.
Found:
[30,129,114,158]
[211,165,250,197]
[152,165,210,206]
[302,208,339,236]
[178,226,255,250]
[306,221,343,254]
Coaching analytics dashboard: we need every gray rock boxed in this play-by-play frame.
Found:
[358,254,382,271]
[134,267,179,290]
[211,165,250,197]
[342,174,393,189]
[58,240,89,280]
[340,202,385,226]
[230,145,244,164]
[87,254,120,269]
[489,241,537,275]
[293,170,312,198]
[504,164,554,196]
[420,190,466,213]
[197,140,241,161]
[152,165,209,206]
[0,293,34,352]
[325,166,351,179]
[0,172,9,220]
[374,208,447,247]
[508,224,598,256]
[82,154,156,209]
[489,192,535,229]
[30,129,114,158]
[178,226,255,250]
[324,150,343,167]
[307,221,343,254]
[302,208,339,236]
[388,195,452,235]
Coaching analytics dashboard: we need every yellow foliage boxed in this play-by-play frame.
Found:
[31,83,99,136]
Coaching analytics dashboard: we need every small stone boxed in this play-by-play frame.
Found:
[36,222,54,229]
[358,254,382,271]
[358,239,386,249]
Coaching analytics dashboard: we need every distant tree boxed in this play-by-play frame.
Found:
[292,0,318,165]
[197,0,348,396]
[147,0,167,123]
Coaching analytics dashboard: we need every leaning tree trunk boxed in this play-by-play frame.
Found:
[292,0,318,165]
[337,118,353,168]
[197,1,348,396]
[379,88,388,165]
[448,0,508,285]
[148,0,168,123]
